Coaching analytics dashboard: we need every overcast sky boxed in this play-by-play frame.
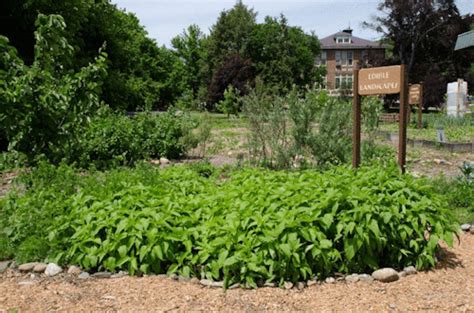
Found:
[112,0,474,47]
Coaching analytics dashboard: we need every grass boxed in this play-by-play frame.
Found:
[190,112,249,130]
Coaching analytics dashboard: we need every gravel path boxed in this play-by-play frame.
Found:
[1,233,474,312]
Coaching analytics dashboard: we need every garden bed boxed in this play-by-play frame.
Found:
[1,232,473,312]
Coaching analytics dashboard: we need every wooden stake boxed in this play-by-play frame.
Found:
[418,83,423,129]
[398,65,408,173]
[352,67,361,168]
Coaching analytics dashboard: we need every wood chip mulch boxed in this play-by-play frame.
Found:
[1,233,474,312]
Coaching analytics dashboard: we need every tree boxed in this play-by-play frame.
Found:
[0,0,184,111]
[207,1,256,75]
[207,53,254,107]
[0,14,107,161]
[171,25,207,100]
[246,15,323,92]
[366,0,474,107]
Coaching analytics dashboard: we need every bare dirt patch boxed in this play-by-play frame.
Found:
[1,233,474,312]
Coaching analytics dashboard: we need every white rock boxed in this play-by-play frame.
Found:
[403,266,417,275]
[358,274,374,282]
[78,272,90,279]
[45,263,63,277]
[398,271,407,278]
[284,281,294,290]
[159,157,170,165]
[345,274,360,283]
[372,268,399,283]
[461,224,471,231]
[296,282,305,290]
[325,277,336,284]
[307,280,318,286]
[18,262,39,272]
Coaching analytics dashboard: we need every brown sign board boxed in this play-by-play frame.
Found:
[358,65,401,96]
[409,84,421,105]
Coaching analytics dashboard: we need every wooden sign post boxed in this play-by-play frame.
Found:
[409,83,424,129]
[353,65,408,173]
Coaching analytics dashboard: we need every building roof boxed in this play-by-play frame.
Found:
[320,30,385,50]
[455,30,474,51]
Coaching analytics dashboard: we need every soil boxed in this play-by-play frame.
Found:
[1,233,473,312]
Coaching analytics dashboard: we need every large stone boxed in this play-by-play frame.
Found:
[461,224,471,231]
[325,277,336,284]
[159,157,170,165]
[32,263,47,273]
[199,279,223,288]
[284,281,294,290]
[372,268,399,283]
[403,266,417,275]
[45,263,63,277]
[18,262,39,272]
[296,282,306,290]
[68,265,82,275]
[0,260,11,273]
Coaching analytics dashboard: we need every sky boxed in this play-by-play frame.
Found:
[112,0,474,47]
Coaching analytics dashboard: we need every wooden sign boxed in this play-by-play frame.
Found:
[358,65,401,95]
[353,64,408,173]
[409,84,421,105]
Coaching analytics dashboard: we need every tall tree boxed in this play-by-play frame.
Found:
[207,1,256,75]
[171,25,207,100]
[246,15,323,92]
[366,0,473,107]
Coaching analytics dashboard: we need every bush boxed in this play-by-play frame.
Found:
[0,14,107,164]
[1,163,457,287]
[75,109,198,168]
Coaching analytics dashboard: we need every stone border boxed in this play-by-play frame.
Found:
[376,130,473,153]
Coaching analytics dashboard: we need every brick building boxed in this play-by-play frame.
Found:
[317,28,386,94]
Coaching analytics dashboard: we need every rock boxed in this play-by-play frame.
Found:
[398,271,407,278]
[345,274,360,283]
[228,283,241,290]
[67,265,82,275]
[45,263,62,277]
[157,274,168,279]
[263,282,276,288]
[389,304,397,310]
[18,281,36,286]
[199,279,224,288]
[18,262,39,272]
[296,282,305,290]
[358,274,374,282]
[325,277,336,284]
[0,260,11,273]
[403,266,417,275]
[470,226,474,234]
[169,273,178,280]
[372,268,399,283]
[30,273,36,279]
[190,277,200,285]
[178,276,190,282]
[284,281,294,290]
[78,272,90,279]
[32,263,47,273]
[461,224,471,231]
[9,261,17,269]
[111,271,128,279]
[307,280,318,287]
[159,157,170,165]
[92,271,111,279]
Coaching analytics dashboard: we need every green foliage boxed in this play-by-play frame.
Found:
[0,14,107,164]
[246,15,322,91]
[1,163,458,285]
[217,85,241,117]
[75,109,198,169]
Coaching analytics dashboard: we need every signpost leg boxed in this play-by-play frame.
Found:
[352,68,361,168]
[418,84,423,129]
[398,65,408,173]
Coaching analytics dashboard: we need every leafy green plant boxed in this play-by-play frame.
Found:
[1,162,458,287]
[0,14,107,164]
[217,85,241,117]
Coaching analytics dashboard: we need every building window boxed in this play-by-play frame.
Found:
[347,51,353,65]
[316,51,327,66]
[336,50,353,66]
[335,50,341,65]
[336,36,351,44]
[335,74,353,89]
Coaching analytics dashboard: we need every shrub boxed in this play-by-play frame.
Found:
[1,163,458,287]
[74,109,198,168]
[0,14,107,164]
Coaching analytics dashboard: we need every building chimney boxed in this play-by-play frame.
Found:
[343,27,353,35]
